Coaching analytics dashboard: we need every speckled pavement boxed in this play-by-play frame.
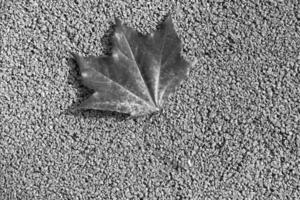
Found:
[1,1,300,199]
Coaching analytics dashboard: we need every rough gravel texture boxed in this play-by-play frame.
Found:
[1,0,300,199]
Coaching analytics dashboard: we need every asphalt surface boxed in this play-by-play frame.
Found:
[1,0,300,199]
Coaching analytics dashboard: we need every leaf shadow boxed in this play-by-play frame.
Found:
[64,22,129,121]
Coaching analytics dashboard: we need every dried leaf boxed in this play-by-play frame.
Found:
[73,16,190,116]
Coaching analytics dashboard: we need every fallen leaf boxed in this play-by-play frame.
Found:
[73,16,190,117]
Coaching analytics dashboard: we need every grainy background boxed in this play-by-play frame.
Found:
[1,0,300,199]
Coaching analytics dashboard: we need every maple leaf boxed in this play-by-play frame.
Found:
[73,16,190,117]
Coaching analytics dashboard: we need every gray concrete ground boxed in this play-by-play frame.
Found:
[1,0,300,199]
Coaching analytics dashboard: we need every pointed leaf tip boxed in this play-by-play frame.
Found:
[160,15,174,31]
[165,14,172,21]
[115,17,122,26]
[164,15,173,24]
[71,52,81,61]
